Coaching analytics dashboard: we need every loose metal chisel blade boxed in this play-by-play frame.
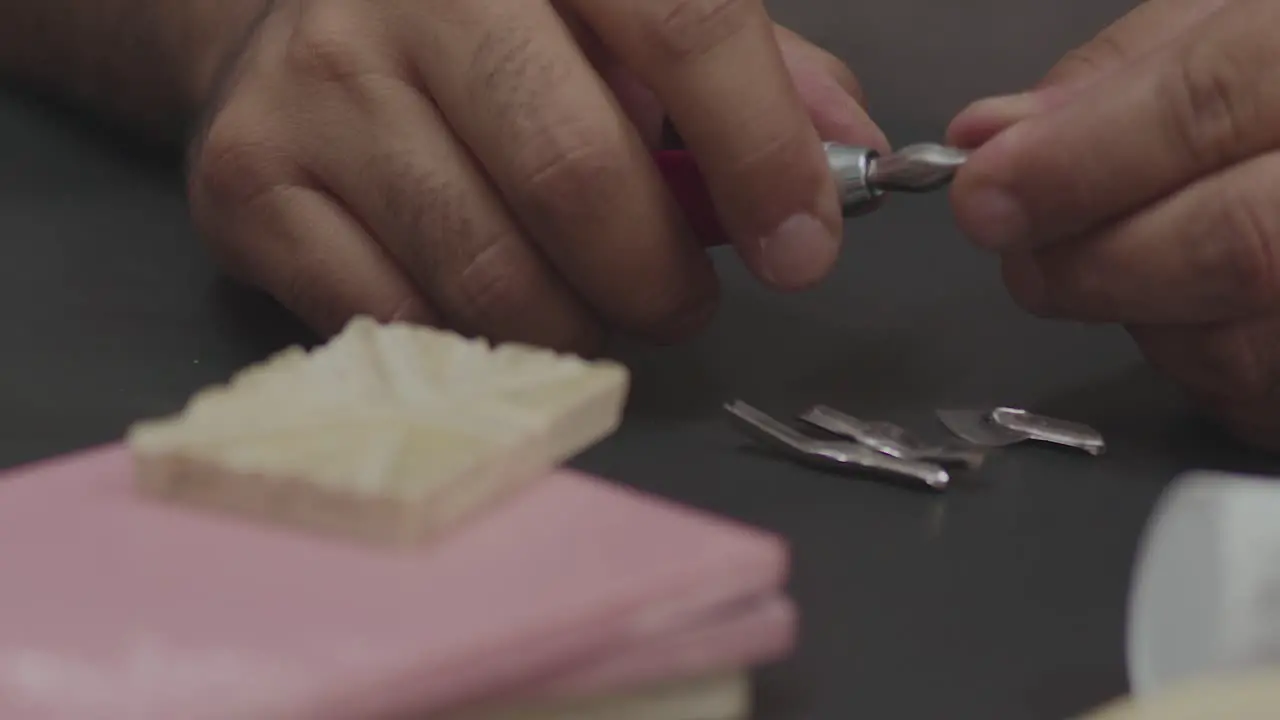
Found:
[725,400,950,491]
[866,143,969,193]
[798,405,985,470]
[937,407,1106,456]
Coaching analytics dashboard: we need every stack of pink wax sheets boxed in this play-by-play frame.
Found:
[0,441,796,719]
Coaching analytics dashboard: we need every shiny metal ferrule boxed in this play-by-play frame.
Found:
[824,142,882,214]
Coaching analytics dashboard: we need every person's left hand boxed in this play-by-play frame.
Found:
[946,0,1280,449]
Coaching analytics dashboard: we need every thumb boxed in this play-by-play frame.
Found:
[947,0,1229,148]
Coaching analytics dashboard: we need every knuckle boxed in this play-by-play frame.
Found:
[450,239,546,328]
[188,107,299,281]
[1201,321,1277,399]
[191,109,292,212]
[465,24,579,150]
[285,2,379,85]
[450,239,605,354]
[723,125,827,208]
[471,25,567,105]
[1041,31,1126,87]
[629,279,719,341]
[513,131,629,221]
[639,0,760,62]
[369,149,470,268]
[738,118,812,175]
[1163,39,1256,167]
[1215,182,1280,308]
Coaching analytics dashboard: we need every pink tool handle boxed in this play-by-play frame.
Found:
[652,150,731,248]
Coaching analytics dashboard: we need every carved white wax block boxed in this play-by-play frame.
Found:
[127,317,630,545]
[448,672,751,720]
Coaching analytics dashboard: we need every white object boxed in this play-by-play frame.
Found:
[1126,469,1280,695]
[447,672,750,720]
[127,316,630,546]
[1078,667,1280,719]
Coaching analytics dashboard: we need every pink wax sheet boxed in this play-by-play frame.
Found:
[525,592,795,700]
[0,443,790,720]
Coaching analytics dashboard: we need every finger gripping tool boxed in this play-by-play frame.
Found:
[653,142,968,246]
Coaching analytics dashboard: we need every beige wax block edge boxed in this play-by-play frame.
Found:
[125,316,631,546]
[1076,667,1280,720]
[444,671,752,720]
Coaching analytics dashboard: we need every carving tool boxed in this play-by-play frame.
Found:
[653,142,968,245]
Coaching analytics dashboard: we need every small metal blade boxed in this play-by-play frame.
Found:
[937,407,1107,456]
[936,408,1029,447]
[990,407,1106,456]
[725,399,826,456]
[726,401,950,491]
[799,405,985,469]
[867,143,968,193]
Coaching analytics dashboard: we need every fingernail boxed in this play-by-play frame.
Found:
[963,92,1045,124]
[960,186,1029,250]
[758,213,840,289]
[948,93,1048,150]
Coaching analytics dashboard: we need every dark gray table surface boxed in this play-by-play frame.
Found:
[4,1,1280,718]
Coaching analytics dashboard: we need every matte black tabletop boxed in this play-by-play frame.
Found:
[4,1,1279,718]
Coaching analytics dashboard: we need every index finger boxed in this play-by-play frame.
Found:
[951,0,1280,252]
[571,0,843,290]
[947,0,1230,149]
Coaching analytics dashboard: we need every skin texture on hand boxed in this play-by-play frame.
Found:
[946,0,1280,450]
[187,0,888,357]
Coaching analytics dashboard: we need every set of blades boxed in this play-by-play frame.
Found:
[726,401,1106,492]
[703,137,1105,491]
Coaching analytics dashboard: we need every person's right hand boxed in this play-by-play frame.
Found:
[186,0,887,354]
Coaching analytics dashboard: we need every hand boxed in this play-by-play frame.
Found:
[945,0,1280,449]
[186,0,888,355]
